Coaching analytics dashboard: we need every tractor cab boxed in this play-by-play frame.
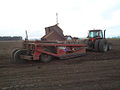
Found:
[87,30,105,42]
[88,30,103,39]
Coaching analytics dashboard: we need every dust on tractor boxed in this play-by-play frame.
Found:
[87,29,112,52]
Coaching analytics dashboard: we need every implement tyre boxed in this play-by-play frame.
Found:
[40,54,53,63]
[14,49,27,64]
[11,48,20,62]
[40,48,53,63]
[99,39,108,52]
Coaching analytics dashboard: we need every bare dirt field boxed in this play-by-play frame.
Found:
[0,39,120,90]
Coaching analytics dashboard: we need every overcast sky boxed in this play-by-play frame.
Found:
[0,0,120,39]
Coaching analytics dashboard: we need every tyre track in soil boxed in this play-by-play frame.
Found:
[1,59,120,90]
[0,39,120,90]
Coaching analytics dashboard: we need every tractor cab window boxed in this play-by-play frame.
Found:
[99,31,103,38]
[89,31,99,38]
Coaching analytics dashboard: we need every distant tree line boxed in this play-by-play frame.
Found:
[112,36,120,38]
[0,36,22,41]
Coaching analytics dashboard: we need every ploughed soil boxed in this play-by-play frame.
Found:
[0,39,120,90]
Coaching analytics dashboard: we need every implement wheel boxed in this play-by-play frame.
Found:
[99,39,108,52]
[11,48,20,62]
[14,49,27,64]
[40,54,53,63]
[40,48,53,63]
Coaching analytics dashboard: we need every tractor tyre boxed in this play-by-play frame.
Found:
[40,48,53,63]
[108,43,112,51]
[14,49,27,64]
[99,39,108,52]
[94,40,100,51]
[11,48,20,62]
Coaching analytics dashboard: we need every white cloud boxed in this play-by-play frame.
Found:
[0,0,120,38]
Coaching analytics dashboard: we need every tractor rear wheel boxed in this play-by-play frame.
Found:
[94,40,100,51]
[14,49,27,64]
[11,48,20,62]
[99,39,108,52]
[108,43,112,51]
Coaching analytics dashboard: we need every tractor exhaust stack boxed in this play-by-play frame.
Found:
[104,30,106,39]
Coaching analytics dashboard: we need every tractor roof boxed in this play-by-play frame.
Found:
[89,30,102,32]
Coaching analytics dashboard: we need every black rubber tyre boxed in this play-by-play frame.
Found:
[14,49,27,64]
[99,39,108,52]
[94,40,100,51]
[40,54,53,63]
[108,43,112,51]
[40,48,53,63]
[11,48,20,62]
[10,48,20,61]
